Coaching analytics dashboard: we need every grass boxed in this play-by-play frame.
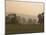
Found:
[6,23,44,34]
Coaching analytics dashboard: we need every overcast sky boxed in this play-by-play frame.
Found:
[6,0,44,16]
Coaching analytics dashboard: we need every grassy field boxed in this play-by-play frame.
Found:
[6,23,44,34]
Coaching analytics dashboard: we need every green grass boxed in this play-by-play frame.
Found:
[6,23,44,34]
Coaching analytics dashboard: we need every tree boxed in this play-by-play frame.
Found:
[38,12,44,24]
[33,19,36,24]
[8,14,16,24]
[16,16,21,24]
[22,17,26,24]
[28,18,33,24]
[5,16,10,24]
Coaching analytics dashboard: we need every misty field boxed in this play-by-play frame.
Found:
[6,23,44,34]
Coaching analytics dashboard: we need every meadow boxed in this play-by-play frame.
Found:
[6,23,44,34]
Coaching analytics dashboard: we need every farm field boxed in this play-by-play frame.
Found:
[6,23,44,34]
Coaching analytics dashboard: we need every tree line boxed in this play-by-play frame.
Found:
[5,12,44,24]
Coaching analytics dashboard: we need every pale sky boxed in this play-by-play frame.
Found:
[6,1,44,16]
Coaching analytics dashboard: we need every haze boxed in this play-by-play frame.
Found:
[6,1,44,16]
